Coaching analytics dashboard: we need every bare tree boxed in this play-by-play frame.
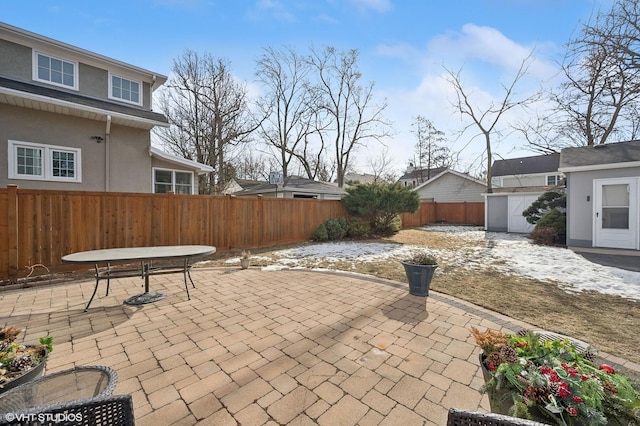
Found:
[551,0,640,147]
[308,46,391,188]
[411,116,451,181]
[366,146,398,183]
[255,46,324,179]
[155,50,256,193]
[445,54,538,193]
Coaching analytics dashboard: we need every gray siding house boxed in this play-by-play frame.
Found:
[413,169,486,202]
[485,154,563,233]
[0,22,211,194]
[234,176,346,200]
[559,140,640,250]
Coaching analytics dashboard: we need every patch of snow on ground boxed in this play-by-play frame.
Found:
[260,226,640,300]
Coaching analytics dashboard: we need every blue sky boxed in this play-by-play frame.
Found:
[2,0,611,176]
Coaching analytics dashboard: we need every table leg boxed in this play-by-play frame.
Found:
[124,262,166,305]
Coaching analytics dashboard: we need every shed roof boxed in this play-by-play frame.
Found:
[559,140,640,170]
[398,166,448,181]
[491,154,560,177]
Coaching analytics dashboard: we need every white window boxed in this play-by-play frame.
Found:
[547,175,562,186]
[110,74,141,105]
[33,51,78,89]
[8,140,81,182]
[153,169,194,194]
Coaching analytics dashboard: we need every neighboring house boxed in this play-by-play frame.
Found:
[413,169,486,202]
[0,22,211,194]
[559,140,640,250]
[234,175,346,200]
[342,173,379,187]
[485,153,563,233]
[220,178,263,195]
[398,164,448,188]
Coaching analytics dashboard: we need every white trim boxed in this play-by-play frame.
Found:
[149,147,213,173]
[593,177,638,250]
[152,167,195,194]
[559,161,640,173]
[0,86,170,128]
[8,139,82,183]
[108,73,143,106]
[2,22,167,86]
[32,49,79,90]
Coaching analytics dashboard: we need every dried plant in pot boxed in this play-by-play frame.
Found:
[0,326,54,393]
[240,250,251,270]
[401,252,438,297]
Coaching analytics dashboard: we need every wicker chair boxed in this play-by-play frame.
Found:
[0,366,117,414]
[0,394,134,426]
[447,408,550,426]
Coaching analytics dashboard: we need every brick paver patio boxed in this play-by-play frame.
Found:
[1,267,637,425]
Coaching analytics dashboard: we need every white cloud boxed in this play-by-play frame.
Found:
[368,24,565,175]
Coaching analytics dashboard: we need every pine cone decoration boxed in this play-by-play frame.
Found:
[548,382,560,396]
[584,351,597,362]
[525,385,550,403]
[500,345,519,364]
[0,340,10,352]
[602,380,618,394]
[487,352,502,367]
[8,354,34,372]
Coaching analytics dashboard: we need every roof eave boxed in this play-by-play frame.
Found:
[559,161,640,173]
[0,86,169,128]
[150,147,213,173]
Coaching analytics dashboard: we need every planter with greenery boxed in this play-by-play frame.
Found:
[0,326,54,393]
[471,327,640,425]
[401,252,438,297]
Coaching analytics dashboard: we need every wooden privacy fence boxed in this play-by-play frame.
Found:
[0,185,484,282]
[401,201,484,228]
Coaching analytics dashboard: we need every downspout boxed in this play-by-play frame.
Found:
[105,115,112,191]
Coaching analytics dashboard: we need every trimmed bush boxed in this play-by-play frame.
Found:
[536,209,566,233]
[343,183,419,234]
[346,217,370,238]
[312,223,328,242]
[325,218,348,241]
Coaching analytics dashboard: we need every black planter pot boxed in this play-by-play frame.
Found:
[401,261,437,297]
[0,347,48,394]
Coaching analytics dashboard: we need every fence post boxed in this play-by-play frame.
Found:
[7,185,18,283]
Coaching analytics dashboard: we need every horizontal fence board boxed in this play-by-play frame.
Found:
[0,188,484,282]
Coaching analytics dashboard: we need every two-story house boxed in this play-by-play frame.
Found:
[485,153,563,233]
[0,22,211,194]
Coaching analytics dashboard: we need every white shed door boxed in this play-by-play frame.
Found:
[594,179,637,249]
[508,195,537,233]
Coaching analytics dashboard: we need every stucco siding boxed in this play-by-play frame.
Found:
[1,104,152,192]
[416,173,485,202]
[566,166,640,246]
[108,125,152,193]
[485,195,508,232]
[0,39,31,80]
